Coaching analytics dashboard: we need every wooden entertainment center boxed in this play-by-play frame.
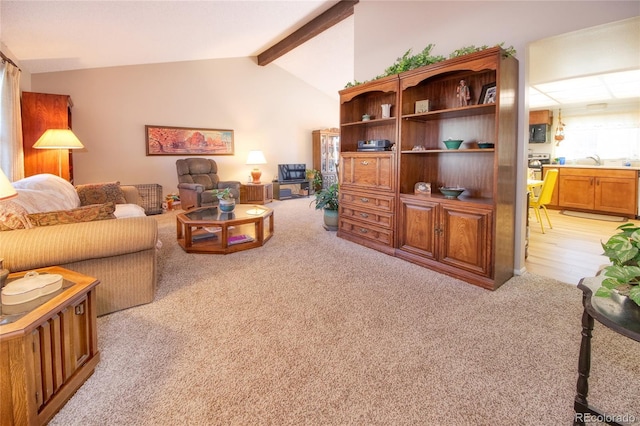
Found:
[337,47,519,290]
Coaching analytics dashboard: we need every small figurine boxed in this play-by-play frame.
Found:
[456,80,470,106]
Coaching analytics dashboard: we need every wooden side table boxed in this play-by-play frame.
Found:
[240,183,273,204]
[0,266,100,426]
[574,275,640,426]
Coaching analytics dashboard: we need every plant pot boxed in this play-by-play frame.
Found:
[218,199,235,213]
[323,208,338,231]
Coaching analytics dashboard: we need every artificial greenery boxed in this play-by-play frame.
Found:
[596,223,640,307]
[210,187,234,200]
[344,43,516,88]
[310,183,339,211]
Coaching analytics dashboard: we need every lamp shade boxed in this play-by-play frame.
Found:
[0,169,17,201]
[246,150,267,165]
[33,129,84,149]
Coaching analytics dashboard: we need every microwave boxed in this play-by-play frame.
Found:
[529,124,548,143]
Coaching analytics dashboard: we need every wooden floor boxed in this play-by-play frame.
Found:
[525,208,640,285]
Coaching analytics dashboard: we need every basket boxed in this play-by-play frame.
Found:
[130,183,163,215]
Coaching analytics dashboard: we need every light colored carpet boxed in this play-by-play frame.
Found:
[51,198,639,425]
[561,210,628,222]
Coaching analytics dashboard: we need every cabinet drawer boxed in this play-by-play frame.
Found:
[340,152,395,192]
[340,204,393,229]
[340,190,395,213]
[338,217,393,246]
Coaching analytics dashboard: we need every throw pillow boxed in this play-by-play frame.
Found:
[26,202,116,227]
[76,181,127,206]
[0,199,32,231]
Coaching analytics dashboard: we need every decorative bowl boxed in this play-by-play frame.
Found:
[478,142,495,149]
[439,187,465,199]
[443,139,463,150]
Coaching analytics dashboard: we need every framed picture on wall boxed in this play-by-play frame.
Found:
[479,83,497,105]
[145,125,234,156]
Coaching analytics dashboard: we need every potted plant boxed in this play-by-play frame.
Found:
[210,187,235,212]
[596,223,640,307]
[306,169,323,192]
[310,183,339,230]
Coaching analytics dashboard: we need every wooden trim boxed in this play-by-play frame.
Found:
[257,0,358,66]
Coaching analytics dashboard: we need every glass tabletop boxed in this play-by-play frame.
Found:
[182,204,270,222]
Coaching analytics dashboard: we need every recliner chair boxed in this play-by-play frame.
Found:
[176,158,241,210]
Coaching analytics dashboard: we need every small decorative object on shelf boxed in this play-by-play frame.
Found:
[381,104,392,119]
[414,182,431,195]
[362,114,371,121]
[456,79,470,106]
[443,139,464,150]
[415,100,430,113]
[439,187,465,199]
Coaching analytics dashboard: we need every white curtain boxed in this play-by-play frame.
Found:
[0,60,24,181]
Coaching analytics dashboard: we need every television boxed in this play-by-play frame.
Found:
[277,164,306,182]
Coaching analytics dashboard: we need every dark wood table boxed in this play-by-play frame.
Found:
[574,275,640,425]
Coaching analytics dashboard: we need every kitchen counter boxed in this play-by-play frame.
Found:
[543,164,640,171]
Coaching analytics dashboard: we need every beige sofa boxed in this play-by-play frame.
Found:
[0,174,158,316]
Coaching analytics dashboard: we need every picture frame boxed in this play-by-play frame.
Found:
[479,83,497,105]
[145,125,234,156]
[415,99,430,114]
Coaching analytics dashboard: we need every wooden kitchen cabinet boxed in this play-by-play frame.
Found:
[529,109,552,125]
[0,267,99,426]
[21,92,74,181]
[556,167,637,216]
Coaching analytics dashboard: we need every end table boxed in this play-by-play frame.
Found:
[0,266,100,426]
[240,182,273,204]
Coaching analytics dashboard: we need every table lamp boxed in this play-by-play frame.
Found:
[32,129,85,178]
[0,168,17,200]
[246,150,267,184]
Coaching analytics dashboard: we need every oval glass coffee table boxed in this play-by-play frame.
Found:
[176,204,273,254]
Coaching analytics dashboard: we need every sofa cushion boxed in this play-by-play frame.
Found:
[26,202,116,227]
[76,181,127,206]
[0,200,32,231]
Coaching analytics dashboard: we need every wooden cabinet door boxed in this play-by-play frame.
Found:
[340,153,394,192]
[439,204,492,277]
[398,198,438,260]
[595,177,637,215]
[558,175,594,210]
[21,92,73,180]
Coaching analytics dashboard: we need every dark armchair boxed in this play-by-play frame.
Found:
[176,158,241,210]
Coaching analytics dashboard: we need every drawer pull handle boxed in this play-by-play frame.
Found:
[359,228,368,233]
[360,198,369,203]
[360,161,369,166]
[360,213,369,218]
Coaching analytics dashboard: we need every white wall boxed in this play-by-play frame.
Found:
[352,1,639,276]
[30,57,339,195]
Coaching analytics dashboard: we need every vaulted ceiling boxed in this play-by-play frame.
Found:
[1,0,355,98]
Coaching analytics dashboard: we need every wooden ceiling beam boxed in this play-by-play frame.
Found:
[257,0,358,66]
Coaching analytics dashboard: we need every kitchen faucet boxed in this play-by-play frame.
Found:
[587,154,601,166]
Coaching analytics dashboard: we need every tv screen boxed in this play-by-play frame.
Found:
[278,164,306,182]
